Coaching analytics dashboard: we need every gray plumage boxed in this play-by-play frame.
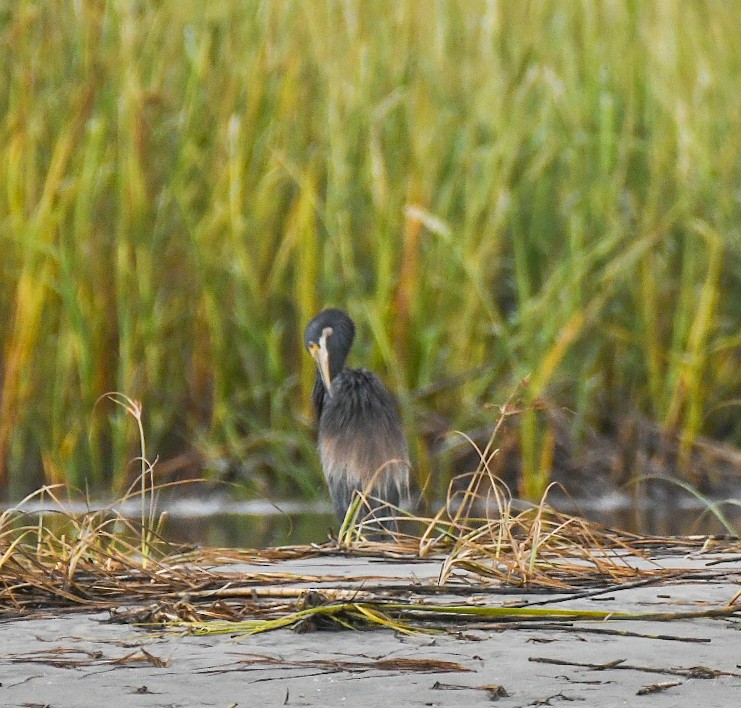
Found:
[304,309,410,528]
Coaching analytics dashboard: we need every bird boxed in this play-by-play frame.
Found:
[303,308,410,530]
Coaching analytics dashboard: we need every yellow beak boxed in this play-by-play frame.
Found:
[308,340,333,397]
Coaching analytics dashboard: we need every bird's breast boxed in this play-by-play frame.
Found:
[317,368,409,489]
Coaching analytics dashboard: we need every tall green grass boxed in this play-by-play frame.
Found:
[1,1,739,500]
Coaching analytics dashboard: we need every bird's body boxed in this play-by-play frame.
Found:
[304,309,410,527]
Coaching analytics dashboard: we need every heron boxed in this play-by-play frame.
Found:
[304,308,410,530]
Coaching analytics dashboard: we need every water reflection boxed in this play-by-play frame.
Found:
[554,493,741,538]
[159,500,741,548]
[4,495,739,549]
[162,511,336,548]
[576,504,741,537]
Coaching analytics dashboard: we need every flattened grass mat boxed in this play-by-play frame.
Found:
[2,481,740,636]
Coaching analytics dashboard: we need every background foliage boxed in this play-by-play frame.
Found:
[1,1,739,500]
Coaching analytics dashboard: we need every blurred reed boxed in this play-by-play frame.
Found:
[0,1,739,500]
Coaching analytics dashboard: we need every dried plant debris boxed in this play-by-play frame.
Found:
[198,654,471,676]
[4,646,171,669]
[637,681,682,696]
[432,681,509,700]
[1,482,741,634]
[529,657,741,679]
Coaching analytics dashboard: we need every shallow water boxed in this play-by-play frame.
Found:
[5,493,740,548]
[158,493,741,546]
[162,507,336,547]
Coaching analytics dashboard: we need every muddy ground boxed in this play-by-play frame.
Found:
[2,553,740,707]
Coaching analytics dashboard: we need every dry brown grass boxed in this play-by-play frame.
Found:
[2,471,740,635]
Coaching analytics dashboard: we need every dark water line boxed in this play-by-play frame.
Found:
[4,495,740,548]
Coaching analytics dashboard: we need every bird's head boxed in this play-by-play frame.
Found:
[304,308,356,397]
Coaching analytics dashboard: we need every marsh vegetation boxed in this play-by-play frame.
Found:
[1,2,739,510]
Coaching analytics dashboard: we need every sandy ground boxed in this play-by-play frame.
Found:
[2,553,741,708]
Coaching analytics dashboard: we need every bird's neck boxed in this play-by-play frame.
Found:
[311,372,327,419]
[329,349,348,382]
[311,353,348,419]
